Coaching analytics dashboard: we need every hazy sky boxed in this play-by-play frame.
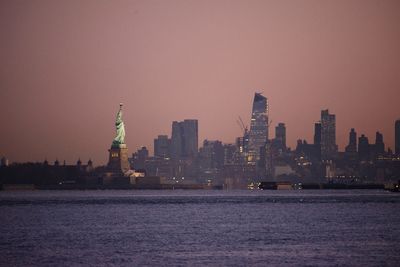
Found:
[1,0,399,165]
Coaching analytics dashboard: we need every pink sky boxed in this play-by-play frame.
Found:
[1,0,399,165]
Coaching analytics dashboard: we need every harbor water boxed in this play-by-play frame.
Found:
[0,190,399,266]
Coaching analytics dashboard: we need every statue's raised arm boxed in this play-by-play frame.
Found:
[112,103,125,147]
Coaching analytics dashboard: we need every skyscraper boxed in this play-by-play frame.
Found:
[358,134,370,161]
[275,123,286,149]
[345,128,357,162]
[248,93,268,162]
[154,135,171,159]
[374,131,385,156]
[320,109,337,160]
[396,120,400,155]
[171,121,183,160]
[183,120,198,157]
[314,122,321,145]
[171,119,198,159]
[313,122,322,160]
[345,128,357,153]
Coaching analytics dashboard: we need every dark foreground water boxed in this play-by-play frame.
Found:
[0,190,399,266]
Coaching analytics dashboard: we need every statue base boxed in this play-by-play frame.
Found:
[107,144,130,174]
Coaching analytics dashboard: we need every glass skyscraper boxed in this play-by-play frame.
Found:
[321,109,338,160]
[248,93,268,162]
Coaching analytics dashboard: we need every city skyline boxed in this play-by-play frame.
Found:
[1,98,398,166]
[1,2,400,266]
[1,0,400,164]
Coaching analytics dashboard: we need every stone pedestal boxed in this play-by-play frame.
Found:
[107,144,130,174]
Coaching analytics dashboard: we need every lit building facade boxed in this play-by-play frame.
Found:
[248,93,268,163]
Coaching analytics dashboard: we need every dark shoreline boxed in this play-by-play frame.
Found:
[0,182,394,191]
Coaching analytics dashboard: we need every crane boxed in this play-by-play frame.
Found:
[236,116,248,135]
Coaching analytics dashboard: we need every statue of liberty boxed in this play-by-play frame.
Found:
[112,103,125,147]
